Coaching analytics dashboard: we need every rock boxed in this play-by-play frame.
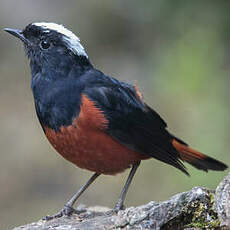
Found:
[13,186,223,230]
[214,173,230,227]
[13,173,230,230]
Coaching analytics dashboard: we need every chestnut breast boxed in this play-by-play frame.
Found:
[44,95,149,175]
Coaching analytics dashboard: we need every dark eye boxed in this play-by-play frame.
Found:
[40,40,50,50]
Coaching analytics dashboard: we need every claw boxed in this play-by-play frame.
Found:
[43,205,80,221]
[113,201,126,213]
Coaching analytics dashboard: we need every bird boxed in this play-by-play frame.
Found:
[4,22,228,220]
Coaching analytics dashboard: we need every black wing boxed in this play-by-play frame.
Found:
[83,74,188,175]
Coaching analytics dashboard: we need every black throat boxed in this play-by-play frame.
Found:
[30,54,93,131]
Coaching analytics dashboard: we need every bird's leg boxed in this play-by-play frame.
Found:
[114,162,140,212]
[44,172,100,220]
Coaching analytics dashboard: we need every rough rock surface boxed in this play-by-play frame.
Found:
[13,173,230,230]
[214,173,230,227]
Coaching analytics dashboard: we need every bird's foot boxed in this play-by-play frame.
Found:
[113,200,126,213]
[43,204,85,221]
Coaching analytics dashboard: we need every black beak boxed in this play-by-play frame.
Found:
[4,28,29,45]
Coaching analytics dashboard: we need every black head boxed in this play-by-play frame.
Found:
[4,22,92,77]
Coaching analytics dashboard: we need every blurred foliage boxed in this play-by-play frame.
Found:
[1,1,230,229]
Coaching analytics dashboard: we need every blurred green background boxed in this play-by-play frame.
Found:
[1,0,230,229]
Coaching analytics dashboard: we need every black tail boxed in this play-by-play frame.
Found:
[172,139,228,172]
